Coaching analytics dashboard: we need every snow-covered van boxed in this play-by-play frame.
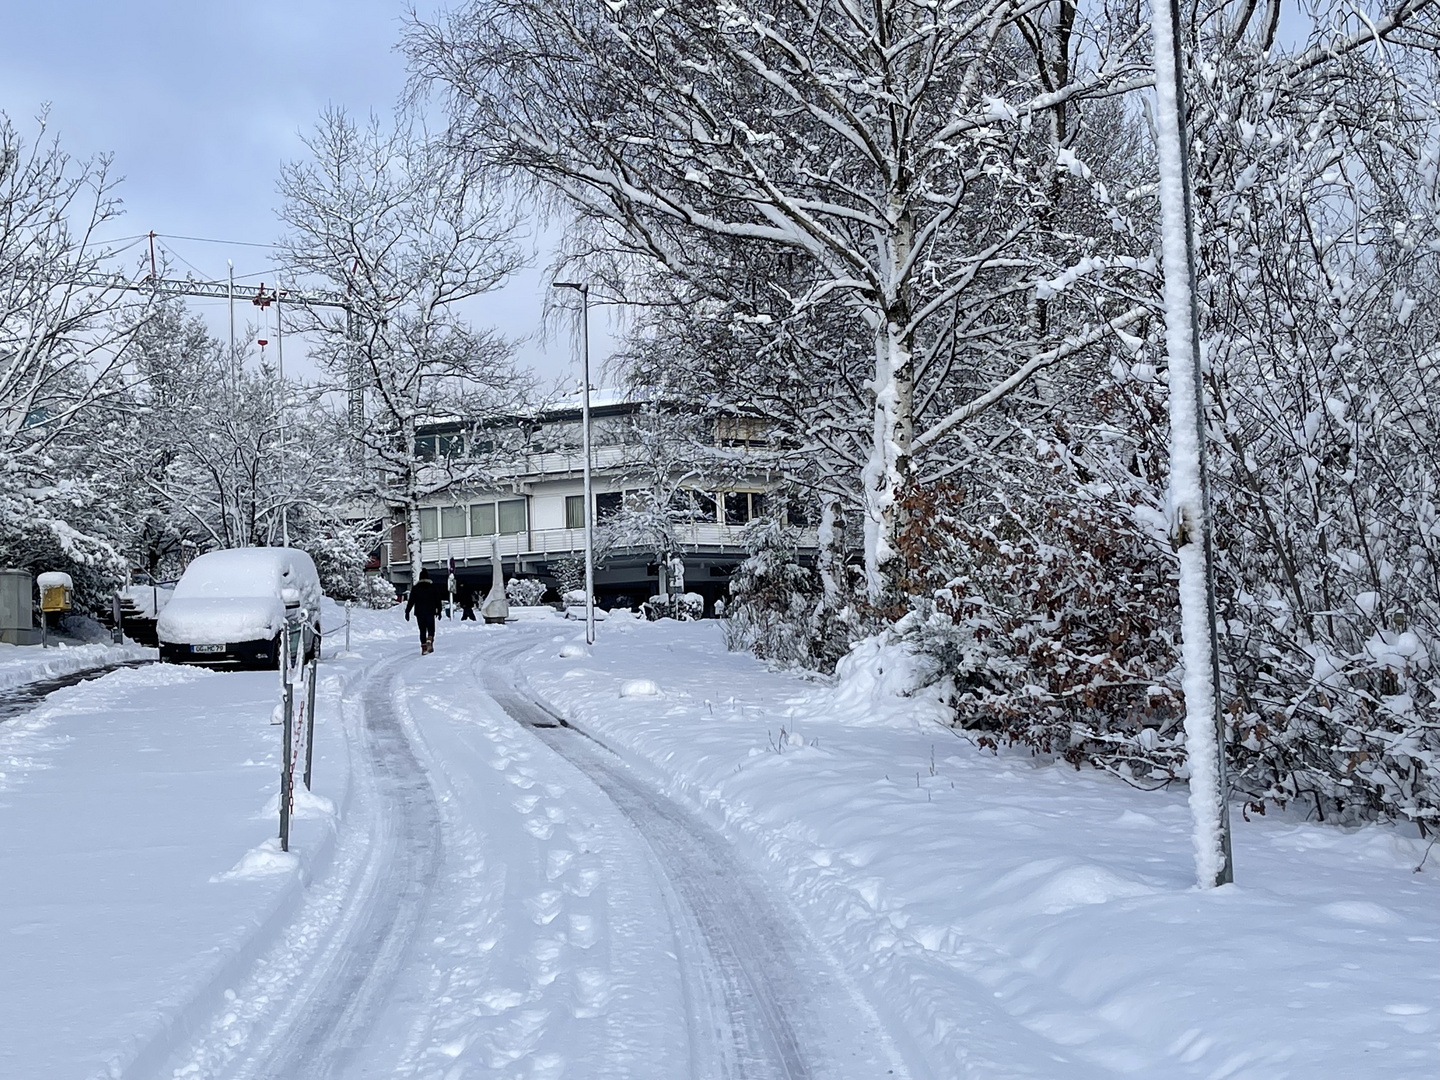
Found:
[157,548,322,668]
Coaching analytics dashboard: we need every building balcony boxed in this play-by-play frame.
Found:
[418,522,817,567]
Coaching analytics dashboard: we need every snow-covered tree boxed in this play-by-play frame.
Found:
[407,0,1154,602]
[725,518,819,667]
[717,0,1440,831]
[591,400,751,588]
[277,107,531,582]
[0,109,152,595]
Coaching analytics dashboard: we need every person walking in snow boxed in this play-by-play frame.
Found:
[405,569,444,654]
[458,581,477,621]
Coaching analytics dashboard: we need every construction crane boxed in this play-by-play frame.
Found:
[80,270,366,433]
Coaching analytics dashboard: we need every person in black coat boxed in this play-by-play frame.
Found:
[404,570,444,654]
[458,581,477,621]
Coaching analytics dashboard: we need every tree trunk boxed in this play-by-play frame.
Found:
[815,496,847,618]
[403,416,426,583]
[862,210,916,605]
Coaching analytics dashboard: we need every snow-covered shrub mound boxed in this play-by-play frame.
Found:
[565,605,608,622]
[619,678,660,698]
[506,576,548,607]
[360,576,397,609]
[830,634,951,728]
[558,642,589,658]
[642,592,705,621]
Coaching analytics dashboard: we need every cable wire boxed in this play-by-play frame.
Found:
[158,232,278,249]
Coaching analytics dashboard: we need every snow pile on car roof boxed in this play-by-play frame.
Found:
[171,549,316,600]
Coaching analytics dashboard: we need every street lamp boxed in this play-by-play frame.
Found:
[553,280,596,645]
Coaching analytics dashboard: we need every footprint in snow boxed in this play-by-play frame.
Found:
[546,849,575,880]
[565,867,601,898]
[528,889,564,925]
[567,913,598,949]
[571,967,612,1019]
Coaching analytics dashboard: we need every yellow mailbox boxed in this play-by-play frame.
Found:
[37,571,74,614]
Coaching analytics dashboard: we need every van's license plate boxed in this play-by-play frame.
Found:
[192,643,225,654]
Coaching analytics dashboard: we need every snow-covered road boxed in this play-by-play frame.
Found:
[167,622,904,1079]
[3,607,1433,1079]
[482,638,906,1080]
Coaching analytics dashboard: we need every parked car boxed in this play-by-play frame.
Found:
[158,548,322,669]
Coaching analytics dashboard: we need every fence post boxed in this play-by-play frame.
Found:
[303,625,318,790]
[344,600,352,654]
[279,625,293,853]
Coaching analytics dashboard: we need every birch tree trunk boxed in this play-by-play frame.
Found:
[1153,0,1233,889]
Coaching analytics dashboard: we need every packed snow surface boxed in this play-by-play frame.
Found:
[0,606,1433,1079]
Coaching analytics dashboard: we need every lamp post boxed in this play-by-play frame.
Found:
[553,281,596,645]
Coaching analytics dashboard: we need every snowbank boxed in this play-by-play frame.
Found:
[0,640,154,693]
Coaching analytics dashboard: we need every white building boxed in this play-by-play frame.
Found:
[383,396,814,610]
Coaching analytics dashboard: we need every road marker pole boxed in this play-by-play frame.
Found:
[280,626,293,853]
[303,625,318,790]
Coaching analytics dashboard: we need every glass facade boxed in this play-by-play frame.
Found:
[439,506,466,538]
[470,503,496,536]
[498,498,527,534]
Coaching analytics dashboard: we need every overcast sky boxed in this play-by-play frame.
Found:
[0,0,611,386]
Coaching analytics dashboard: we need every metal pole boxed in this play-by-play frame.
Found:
[276,282,289,548]
[345,600,352,654]
[303,627,318,790]
[580,288,595,644]
[1155,0,1233,886]
[228,261,236,384]
[554,281,596,645]
[280,627,293,852]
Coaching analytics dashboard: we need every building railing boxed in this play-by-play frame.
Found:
[416,442,678,488]
[419,522,817,565]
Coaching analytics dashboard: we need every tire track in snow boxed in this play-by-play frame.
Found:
[222,648,446,1080]
[482,638,908,1080]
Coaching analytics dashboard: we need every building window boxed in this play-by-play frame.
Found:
[437,432,464,459]
[440,506,466,538]
[594,491,623,523]
[419,507,438,541]
[471,502,496,536]
[669,488,717,524]
[565,495,586,530]
[414,435,437,461]
[716,416,770,446]
[723,491,766,525]
[498,498,528,534]
[690,490,718,523]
